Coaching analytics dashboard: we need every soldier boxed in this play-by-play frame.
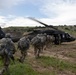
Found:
[17,36,30,63]
[31,33,47,58]
[54,34,61,45]
[0,33,16,75]
[31,33,54,58]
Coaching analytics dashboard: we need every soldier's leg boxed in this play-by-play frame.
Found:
[10,55,15,63]
[4,56,10,75]
[24,50,27,59]
[37,48,41,57]
[0,56,4,75]
[41,45,44,53]
[21,50,27,63]
[0,56,10,75]
[34,46,37,58]
[19,51,23,63]
[19,50,27,63]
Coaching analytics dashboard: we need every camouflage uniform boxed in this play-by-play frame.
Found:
[0,33,16,75]
[17,36,30,63]
[31,33,47,58]
[31,34,55,58]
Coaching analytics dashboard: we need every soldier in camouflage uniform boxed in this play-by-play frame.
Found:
[0,33,16,75]
[17,36,30,63]
[31,33,47,58]
[31,33,54,58]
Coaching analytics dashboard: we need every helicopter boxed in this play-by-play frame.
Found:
[0,27,5,39]
[28,17,75,45]
[0,18,75,44]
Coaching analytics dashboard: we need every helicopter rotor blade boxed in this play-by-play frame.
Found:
[28,17,58,30]
[28,17,48,27]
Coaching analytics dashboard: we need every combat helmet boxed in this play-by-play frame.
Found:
[5,33,11,38]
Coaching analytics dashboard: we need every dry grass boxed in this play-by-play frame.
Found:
[0,41,76,75]
[13,40,76,75]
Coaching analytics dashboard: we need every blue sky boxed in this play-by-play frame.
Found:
[0,0,76,28]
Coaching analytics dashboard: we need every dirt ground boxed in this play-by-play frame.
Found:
[28,40,76,62]
[15,40,76,75]
[28,41,76,75]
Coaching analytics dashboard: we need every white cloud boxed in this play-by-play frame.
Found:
[0,0,76,27]
[0,16,7,27]
[40,0,76,25]
[0,15,60,28]
[0,16,44,28]
[0,15,76,28]
[0,0,42,9]
[0,0,25,9]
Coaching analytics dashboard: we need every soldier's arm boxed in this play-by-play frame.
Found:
[10,40,16,54]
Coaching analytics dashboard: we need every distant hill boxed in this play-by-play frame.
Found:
[3,25,76,38]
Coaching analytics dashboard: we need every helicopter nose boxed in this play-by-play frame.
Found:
[71,37,76,41]
[67,36,76,42]
[73,37,76,40]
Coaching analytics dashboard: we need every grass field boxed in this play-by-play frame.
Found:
[0,41,75,75]
[1,26,76,75]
